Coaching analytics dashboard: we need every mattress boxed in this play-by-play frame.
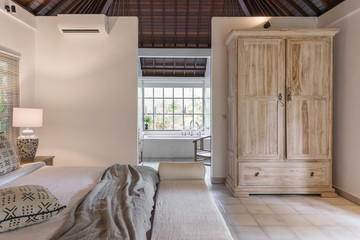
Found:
[0,163,106,239]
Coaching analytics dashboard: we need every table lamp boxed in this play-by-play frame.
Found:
[12,108,43,160]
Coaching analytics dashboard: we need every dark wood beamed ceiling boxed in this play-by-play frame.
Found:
[13,0,343,48]
[140,58,207,77]
[13,0,343,77]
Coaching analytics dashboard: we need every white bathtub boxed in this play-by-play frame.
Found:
[142,134,208,160]
[143,135,203,140]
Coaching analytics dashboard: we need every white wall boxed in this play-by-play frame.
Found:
[211,17,317,179]
[318,0,360,198]
[0,2,35,108]
[34,16,139,166]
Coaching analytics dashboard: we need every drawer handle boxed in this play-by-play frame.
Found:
[310,172,314,177]
[255,172,260,177]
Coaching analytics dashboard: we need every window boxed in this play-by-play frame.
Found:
[0,52,19,140]
[143,87,204,130]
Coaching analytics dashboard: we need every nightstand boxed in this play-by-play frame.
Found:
[20,156,55,166]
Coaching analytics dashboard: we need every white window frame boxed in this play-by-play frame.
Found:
[142,79,206,131]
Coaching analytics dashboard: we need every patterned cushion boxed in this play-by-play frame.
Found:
[0,133,20,176]
[0,185,66,232]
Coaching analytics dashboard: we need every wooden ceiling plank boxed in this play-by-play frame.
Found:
[61,0,83,14]
[174,0,178,48]
[150,0,155,48]
[47,0,69,15]
[33,0,53,15]
[185,0,189,47]
[286,0,308,16]
[207,0,215,47]
[237,0,251,16]
[318,0,329,8]
[271,0,292,15]
[257,0,278,15]
[302,0,322,15]
[263,0,284,15]
[137,0,144,48]
[100,0,114,14]
[253,0,268,15]
[162,0,166,47]
[195,0,203,47]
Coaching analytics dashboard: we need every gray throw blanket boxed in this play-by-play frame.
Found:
[51,164,159,240]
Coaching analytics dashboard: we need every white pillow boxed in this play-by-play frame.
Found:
[0,133,19,176]
[158,162,205,181]
[0,185,66,232]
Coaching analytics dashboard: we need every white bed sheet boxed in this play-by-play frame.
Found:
[0,165,106,240]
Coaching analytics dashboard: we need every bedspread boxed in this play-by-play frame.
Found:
[51,164,159,240]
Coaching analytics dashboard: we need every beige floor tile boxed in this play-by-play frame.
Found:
[292,205,323,215]
[302,214,337,226]
[320,226,359,240]
[341,205,360,214]
[220,196,243,205]
[268,204,299,215]
[240,197,266,205]
[331,214,360,227]
[323,197,356,205]
[281,196,311,206]
[261,197,287,205]
[262,226,298,240]
[302,195,328,205]
[228,213,258,226]
[316,204,347,215]
[254,214,287,226]
[347,226,360,238]
[245,205,273,214]
[290,226,330,240]
[224,204,248,214]
[235,226,269,240]
[280,214,313,226]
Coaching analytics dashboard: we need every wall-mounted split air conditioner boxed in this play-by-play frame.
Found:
[57,14,108,36]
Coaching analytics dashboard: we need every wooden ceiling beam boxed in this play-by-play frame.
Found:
[271,0,292,15]
[33,0,53,15]
[137,0,144,48]
[174,0,178,48]
[237,0,251,16]
[150,0,155,48]
[100,0,114,14]
[47,0,68,16]
[162,0,165,47]
[263,0,285,15]
[318,0,330,8]
[286,0,308,16]
[195,0,203,47]
[185,0,189,47]
[302,0,322,15]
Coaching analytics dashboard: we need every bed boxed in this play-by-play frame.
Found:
[0,134,233,239]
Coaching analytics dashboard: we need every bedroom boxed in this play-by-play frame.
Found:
[1,0,360,239]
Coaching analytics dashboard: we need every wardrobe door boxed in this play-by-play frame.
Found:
[238,38,285,160]
[286,38,332,160]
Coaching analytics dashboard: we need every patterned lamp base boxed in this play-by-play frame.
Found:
[16,137,39,160]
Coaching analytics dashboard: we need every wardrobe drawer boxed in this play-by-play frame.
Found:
[239,162,330,187]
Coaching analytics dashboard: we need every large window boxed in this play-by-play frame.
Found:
[0,52,19,140]
[143,87,204,130]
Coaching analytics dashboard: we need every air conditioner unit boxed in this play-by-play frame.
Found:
[57,14,108,36]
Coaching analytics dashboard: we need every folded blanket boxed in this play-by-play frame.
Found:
[51,164,159,240]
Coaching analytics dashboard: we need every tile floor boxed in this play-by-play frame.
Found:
[144,160,360,240]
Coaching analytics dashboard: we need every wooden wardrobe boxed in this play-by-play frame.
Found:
[225,29,338,197]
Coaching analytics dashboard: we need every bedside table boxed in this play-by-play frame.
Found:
[20,156,55,166]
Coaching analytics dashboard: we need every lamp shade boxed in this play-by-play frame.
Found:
[13,108,43,128]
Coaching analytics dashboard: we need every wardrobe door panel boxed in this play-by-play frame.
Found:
[238,38,285,160]
[286,38,331,160]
